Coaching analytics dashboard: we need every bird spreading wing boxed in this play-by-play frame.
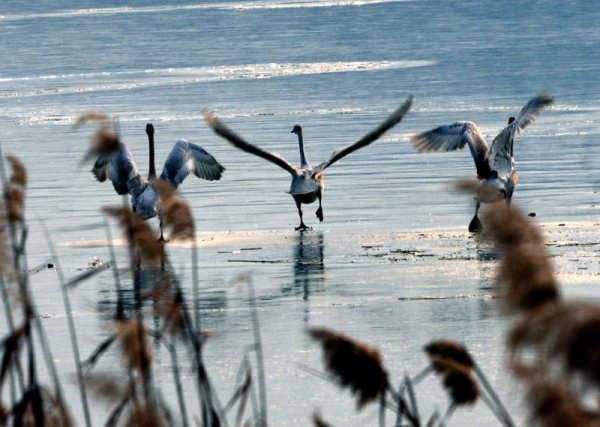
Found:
[410,121,492,179]
[92,144,142,196]
[203,111,300,176]
[160,139,225,188]
[313,95,413,175]
[488,93,555,177]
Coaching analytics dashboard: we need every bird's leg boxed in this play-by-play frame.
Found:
[294,200,310,231]
[468,201,483,233]
[316,192,323,222]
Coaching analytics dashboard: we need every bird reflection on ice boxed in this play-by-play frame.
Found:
[291,231,326,301]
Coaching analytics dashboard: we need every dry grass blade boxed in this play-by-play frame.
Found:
[64,262,110,289]
[0,326,25,389]
[424,340,474,369]
[103,207,164,264]
[309,328,388,409]
[527,380,600,427]
[116,320,152,377]
[483,203,559,312]
[82,334,117,370]
[430,357,479,405]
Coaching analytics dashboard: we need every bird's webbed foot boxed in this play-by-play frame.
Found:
[295,223,311,231]
[316,207,323,222]
[468,215,483,233]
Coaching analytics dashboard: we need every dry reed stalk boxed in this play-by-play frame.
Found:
[103,206,164,264]
[116,320,152,377]
[312,412,332,427]
[13,386,73,427]
[309,328,388,409]
[483,203,559,312]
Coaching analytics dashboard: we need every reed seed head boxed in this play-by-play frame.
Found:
[430,356,479,405]
[424,340,474,369]
[527,380,600,427]
[483,203,559,312]
[116,320,152,377]
[6,155,27,187]
[103,206,164,264]
[309,328,388,409]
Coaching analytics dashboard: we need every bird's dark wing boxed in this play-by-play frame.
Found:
[160,139,225,188]
[314,95,413,173]
[410,121,492,179]
[488,93,554,177]
[203,111,301,177]
[92,143,142,195]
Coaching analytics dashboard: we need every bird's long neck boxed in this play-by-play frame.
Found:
[296,129,311,169]
[146,123,157,179]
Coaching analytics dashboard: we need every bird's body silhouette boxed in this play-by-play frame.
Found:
[92,124,224,239]
[410,93,554,231]
[203,96,412,230]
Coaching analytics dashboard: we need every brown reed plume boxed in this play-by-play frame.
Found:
[429,356,479,406]
[509,301,600,389]
[424,340,474,369]
[5,156,26,187]
[122,401,171,427]
[103,206,165,264]
[3,156,27,224]
[153,180,194,241]
[483,203,559,312]
[309,328,388,409]
[526,380,600,427]
[75,111,120,164]
[116,320,152,377]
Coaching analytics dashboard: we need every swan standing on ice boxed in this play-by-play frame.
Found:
[203,95,412,230]
[92,123,224,240]
[410,93,554,232]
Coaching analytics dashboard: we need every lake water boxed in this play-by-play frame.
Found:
[0,0,599,425]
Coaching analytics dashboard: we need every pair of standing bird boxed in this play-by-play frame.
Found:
[92,93,553,235]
